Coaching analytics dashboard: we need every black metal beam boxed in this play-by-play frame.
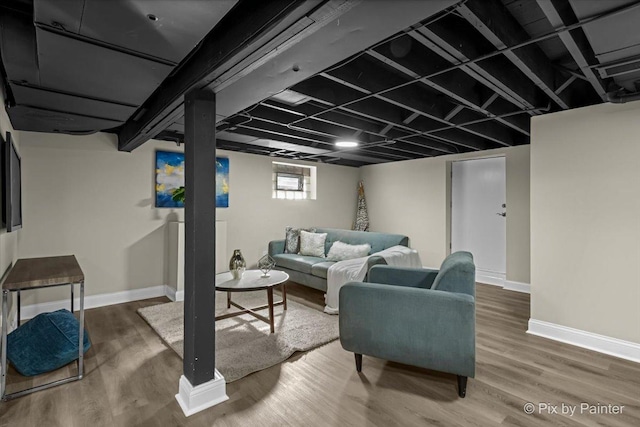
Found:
[118,0,317,152]
[292,77,499,151]
[183,89,217,386]
[410,27,532,113]
[243,1,637,161]
[536,0,608,101]
[319,59,520,148]
[258,102,453,158]
[233,120,409,162]
[412,24,538,133]
[361,51,521,146]
[458,0,573,109]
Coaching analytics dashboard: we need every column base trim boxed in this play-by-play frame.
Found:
[175,371,228,417]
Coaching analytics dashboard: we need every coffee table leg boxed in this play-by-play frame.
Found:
[282,283,287,310]
[267,288,274,333]
[227,291,231,309]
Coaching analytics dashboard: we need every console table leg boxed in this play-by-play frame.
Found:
[71,285,74,313]
[227,291,231,309]
[1,291,9,400]
[16,290,20,327]
[78,281,84,380]
[267,288,274,334]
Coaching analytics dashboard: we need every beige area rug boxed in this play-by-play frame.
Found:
[138,291,339,382]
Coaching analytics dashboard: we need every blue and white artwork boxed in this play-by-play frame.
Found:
[216,157,229,208]
[155,151,229,208]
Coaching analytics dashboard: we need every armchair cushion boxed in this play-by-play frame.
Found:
[367,265,438,289]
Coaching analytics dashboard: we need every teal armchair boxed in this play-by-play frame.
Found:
[339,251,476,397]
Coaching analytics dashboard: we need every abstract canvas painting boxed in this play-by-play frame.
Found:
[215,157,229,208]
[155,151,229,208]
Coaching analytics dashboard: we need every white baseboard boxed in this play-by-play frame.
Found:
[20,285,168,320]
[176,372,228,417]
[527,319,640,363]
[175,290,184,302]
[164,285,177,302]
[503,280,531,294]
[475,269,505,287]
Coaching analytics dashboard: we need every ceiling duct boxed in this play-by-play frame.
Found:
[606,91,640,103]
[606,81,640,103]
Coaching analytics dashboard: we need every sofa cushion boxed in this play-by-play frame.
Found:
[316,228,408,255]
[273,254,325,274]
[284,227,316,254]
[7,309,91,376]
[299,231,327,257]
[327,241,371,261]
[311,262,336,279]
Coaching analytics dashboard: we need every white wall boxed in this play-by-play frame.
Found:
[360,145,530,283]
[530,101,640,344]
[17,131,359,305]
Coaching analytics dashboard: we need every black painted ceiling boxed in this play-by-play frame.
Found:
[2,0,640,167]
[0,0,236,133]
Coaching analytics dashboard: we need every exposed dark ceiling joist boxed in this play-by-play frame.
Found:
[217,0,640,164]
[0,0,237,134]
[118,0,461,154]
[117,0,320,152]
[288,75,499,152]
[536,0,609,101]
[413,23,539,125]
[3,0,640,167]
[257,101,449,158]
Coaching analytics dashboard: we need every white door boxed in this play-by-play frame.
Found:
[451,157,506,284]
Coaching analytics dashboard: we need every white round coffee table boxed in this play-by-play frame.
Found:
[215,270,289,333]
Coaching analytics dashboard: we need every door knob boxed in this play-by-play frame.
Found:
[496,212,506,217]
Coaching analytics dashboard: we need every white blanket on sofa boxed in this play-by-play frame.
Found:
[324,245,422,314]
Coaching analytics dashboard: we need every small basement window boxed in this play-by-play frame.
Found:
[276,173,304,191]
[272,162,316,200]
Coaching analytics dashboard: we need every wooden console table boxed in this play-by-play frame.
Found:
[1,255,85,401]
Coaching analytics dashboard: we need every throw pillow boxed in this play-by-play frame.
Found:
[298,230,327,257]
[326,241,371,261]
[284,227,316,254]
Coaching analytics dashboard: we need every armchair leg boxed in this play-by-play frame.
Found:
[354,353,362,373]
[457,375,467,398]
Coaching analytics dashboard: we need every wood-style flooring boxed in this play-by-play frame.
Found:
[1,283,638,426]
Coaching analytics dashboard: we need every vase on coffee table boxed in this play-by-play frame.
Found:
[229,249,246,279]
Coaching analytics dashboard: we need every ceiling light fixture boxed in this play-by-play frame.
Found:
[335,140,359,148]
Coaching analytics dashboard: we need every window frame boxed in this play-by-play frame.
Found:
[275,172,305,192]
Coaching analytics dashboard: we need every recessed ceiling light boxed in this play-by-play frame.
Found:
[335,140,359,148]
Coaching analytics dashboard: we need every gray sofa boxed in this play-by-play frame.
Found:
[268,228,409,292]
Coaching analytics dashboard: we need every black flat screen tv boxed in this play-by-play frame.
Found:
[2,131,22,232]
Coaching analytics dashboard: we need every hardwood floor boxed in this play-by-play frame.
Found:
[1,283,638,426]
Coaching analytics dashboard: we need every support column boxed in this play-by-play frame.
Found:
[176,88,228,416]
